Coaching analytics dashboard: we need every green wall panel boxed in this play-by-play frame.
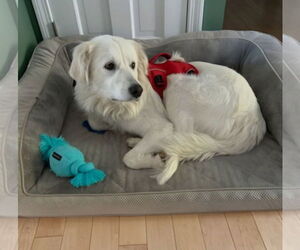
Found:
[18,0,42,78]
[202,0,227,30]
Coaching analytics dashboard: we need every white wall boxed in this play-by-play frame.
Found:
[0,0,17,79]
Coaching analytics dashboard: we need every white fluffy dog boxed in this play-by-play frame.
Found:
[69,35,266,185]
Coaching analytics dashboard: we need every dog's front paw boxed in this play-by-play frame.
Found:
[123,152,164,169]
[126,137,142,148]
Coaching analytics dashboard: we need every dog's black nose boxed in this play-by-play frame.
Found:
[129,84,143,98]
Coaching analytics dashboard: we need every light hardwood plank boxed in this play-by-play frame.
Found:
[198,213,235,250]
[252,211,282,250]
[282,211,300,250]
[31,237,62,250]
[295,210,300,221]
[172,214,206,250]
[18,218,39,250]
[226,212,266,250]
[35,217,65,237]
[0,217,18,250]
[60,217,92,250]
[119,245,148,250]
[90,216,119,250]
[119,216,147,245]
[277,211,282,218]
[146,215,176,250]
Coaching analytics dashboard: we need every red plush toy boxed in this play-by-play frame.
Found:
[147,53,199,98]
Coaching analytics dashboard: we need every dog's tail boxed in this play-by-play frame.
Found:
[155,133,223,185]
[155,116,266,185]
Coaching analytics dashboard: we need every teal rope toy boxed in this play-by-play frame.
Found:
[39,134,106,188]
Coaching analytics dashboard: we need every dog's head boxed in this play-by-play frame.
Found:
[69,35,149,120]
[69,35,149,100]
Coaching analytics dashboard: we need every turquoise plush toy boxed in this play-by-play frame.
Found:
[39,134,106,188]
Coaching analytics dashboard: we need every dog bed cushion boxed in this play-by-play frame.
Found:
[19,31,285,216]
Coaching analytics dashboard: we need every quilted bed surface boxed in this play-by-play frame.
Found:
[31,101,281,194]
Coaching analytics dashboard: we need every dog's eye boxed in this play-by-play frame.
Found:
[104,62,115,71]
[130,62,135,69]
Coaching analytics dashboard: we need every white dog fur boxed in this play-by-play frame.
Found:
[69,35,266,185]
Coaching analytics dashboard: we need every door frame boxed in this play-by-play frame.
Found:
[32,0,55,39]
[186,0,205,33]
[32,0,205,39]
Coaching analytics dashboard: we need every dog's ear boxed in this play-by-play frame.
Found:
[69,41,94,84]
[132,41,148,82]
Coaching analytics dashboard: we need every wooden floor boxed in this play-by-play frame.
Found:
[223,0,282,40]
[15,211,300,250]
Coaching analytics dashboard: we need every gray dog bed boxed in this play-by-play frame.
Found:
[19,31,283,216]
